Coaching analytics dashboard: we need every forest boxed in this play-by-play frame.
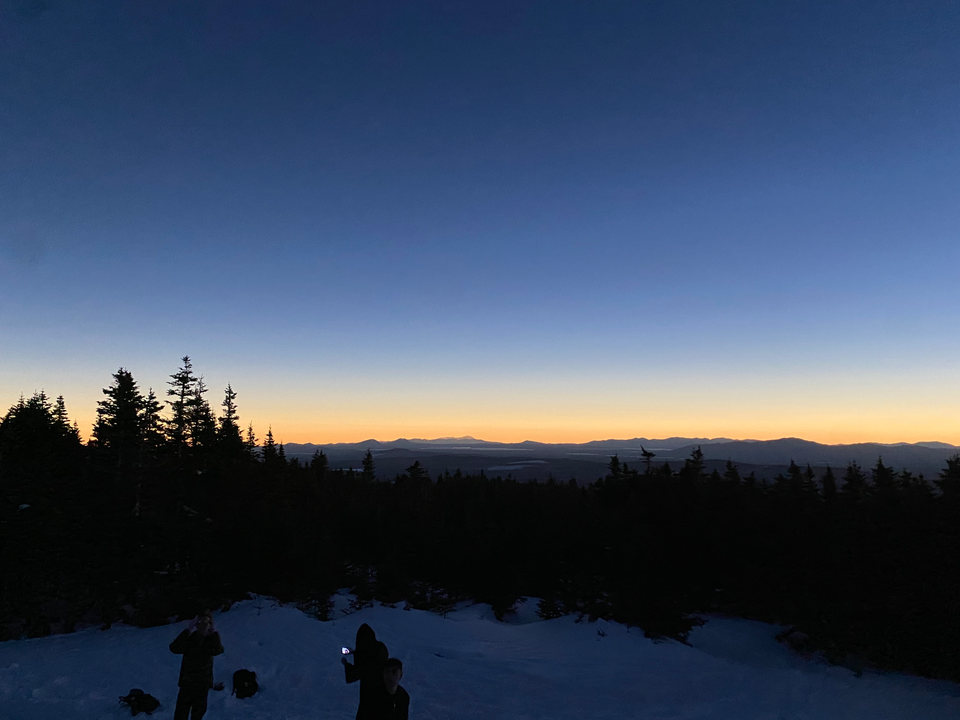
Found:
[2,357,960,681]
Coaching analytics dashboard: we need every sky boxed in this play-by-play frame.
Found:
[1,0,958,445]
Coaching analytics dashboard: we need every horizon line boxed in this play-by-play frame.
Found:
[272,435,960,449]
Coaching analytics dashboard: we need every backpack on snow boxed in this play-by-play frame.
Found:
[233,669,258,699]
[119,688,161,716]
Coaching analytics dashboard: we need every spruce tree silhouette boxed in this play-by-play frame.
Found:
[871,456,897,496]
[166,356,198,459]
[310,448,329,479]
[216,384,246,458]
[841,461,867,501]
[93,368,150,512]
[935,454,960,499]
[261,428,280,469]
[187,376,218,454]
[821,466,838,500]
[362,449,376,482]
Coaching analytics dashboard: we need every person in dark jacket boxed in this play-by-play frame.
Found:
[342,623,389,720]
[169,611,224,720]
[372,657,410,720]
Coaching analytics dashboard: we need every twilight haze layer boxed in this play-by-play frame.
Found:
[1,0,958,444]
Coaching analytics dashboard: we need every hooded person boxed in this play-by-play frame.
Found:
[342,623,389,720]
[169,611,225,720]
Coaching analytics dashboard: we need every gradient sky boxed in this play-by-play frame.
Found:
[1,0,958,445]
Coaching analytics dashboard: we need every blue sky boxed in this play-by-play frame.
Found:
[1,0,958,443]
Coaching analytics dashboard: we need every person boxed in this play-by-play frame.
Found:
[373,657,410,720]
[169,611,225,720]
[342,623,389,720]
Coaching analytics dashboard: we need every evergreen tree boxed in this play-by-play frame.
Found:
[186,376,217,451]
[52,395,79,443]
[785,460,804,494]
[217,384,244,454]
[261,427,279,467]
[897,469,931,499]
[802,464,818,494]
[0,391,82,510]
[936,454,960,499]
[678,446,705,486]
[245,422,259,460]
[166,356,197,456]
[362,449,376,482]
[722,460,741,487]
[870,456,897,496]
[403,460,429,483]
[310,448,328,478]
[841,461,867,501]
[607,454,621,481]
[93,369,145,473]
[821,466,838,500]
[141,388,165,450]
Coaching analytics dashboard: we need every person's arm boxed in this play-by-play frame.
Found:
[169,630,192,654]
[344,657,361,683]
[205,632,225,656]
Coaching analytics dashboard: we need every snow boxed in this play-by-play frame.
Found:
[1,595,959,719]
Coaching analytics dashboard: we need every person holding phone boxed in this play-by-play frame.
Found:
[342,623,389,720]
[169,611,224,720]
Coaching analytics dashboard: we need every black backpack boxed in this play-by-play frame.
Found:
[233,669,258,699]
[119,688,161,716]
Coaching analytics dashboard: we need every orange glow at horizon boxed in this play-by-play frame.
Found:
[60,408,960,448]
[8,364,960,449]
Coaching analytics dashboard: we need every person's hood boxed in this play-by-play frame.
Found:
[356,623,376,647]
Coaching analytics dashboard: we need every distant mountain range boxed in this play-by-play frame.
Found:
[280,437,959,482]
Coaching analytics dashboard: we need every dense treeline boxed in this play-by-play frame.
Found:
[2,358,960,681]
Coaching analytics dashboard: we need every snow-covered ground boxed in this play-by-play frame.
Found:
[2,594,959,719]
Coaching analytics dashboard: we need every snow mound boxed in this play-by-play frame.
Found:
[1,596,959,719]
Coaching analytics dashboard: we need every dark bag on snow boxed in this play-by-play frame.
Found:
[119,688,161,715]
[233,668,258,699]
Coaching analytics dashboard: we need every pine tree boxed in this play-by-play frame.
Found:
[785,460,804,494]
[362,449,376,482]
[821,466,838,500]
[0,391,82,510]
[841,461,867,501]
[262,427,279,467]
[187,376,217,451]
[52,395,79,443]
[936,454,960,499]
[166,356,197,456]
[245,423,259,460]
[897,469,932,499]
[871,456,897,496]
[607,454,622,481]
[722,460,741,487]
[141,388,165,450]
[802,464,819,496]
[403,460,429,483]
[678,446,705,488]
[217,384,244,455]
[310,449,328,479]
[93,368,145,472]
